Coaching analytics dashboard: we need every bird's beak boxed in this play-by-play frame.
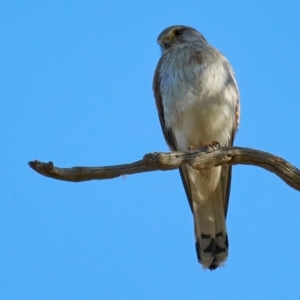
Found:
[162,38,173,50]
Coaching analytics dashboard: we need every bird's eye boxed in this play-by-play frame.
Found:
[174,29,183,36]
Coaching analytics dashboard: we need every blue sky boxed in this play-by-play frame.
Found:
[2,1,300,299]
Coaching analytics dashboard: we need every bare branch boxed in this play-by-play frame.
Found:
[28,145,300,191]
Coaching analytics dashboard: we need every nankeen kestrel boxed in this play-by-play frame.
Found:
[153,25,240,270]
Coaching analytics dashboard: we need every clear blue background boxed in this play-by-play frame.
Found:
[2,1,300,299]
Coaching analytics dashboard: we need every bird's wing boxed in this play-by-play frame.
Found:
[153,57,177,149]
[222,67,240,217]
[153,57,194,213]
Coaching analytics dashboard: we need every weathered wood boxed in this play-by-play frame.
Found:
[28,145,300,191]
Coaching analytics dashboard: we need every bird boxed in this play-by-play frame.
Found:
[153,25,240,270]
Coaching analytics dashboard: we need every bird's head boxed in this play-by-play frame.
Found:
[157,25,207,52]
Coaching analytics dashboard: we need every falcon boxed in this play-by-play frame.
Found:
[153,25,240,270]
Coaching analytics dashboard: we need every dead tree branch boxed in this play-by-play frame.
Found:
[28,145,300,191]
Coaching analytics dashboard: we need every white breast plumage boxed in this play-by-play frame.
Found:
[159,48,237,151]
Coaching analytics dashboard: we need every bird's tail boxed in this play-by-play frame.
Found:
[180,165,229,270]
[193,184,228,270]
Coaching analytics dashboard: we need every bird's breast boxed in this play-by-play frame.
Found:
[159,52,237,150]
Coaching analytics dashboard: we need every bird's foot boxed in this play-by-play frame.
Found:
[204,141,220,151]
[189,141,220,152]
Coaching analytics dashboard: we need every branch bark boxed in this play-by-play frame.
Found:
[28,145,300,191]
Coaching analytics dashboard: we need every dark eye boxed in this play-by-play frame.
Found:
[174,29,183,36]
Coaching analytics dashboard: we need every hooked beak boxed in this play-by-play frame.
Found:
[162,40,172,50]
